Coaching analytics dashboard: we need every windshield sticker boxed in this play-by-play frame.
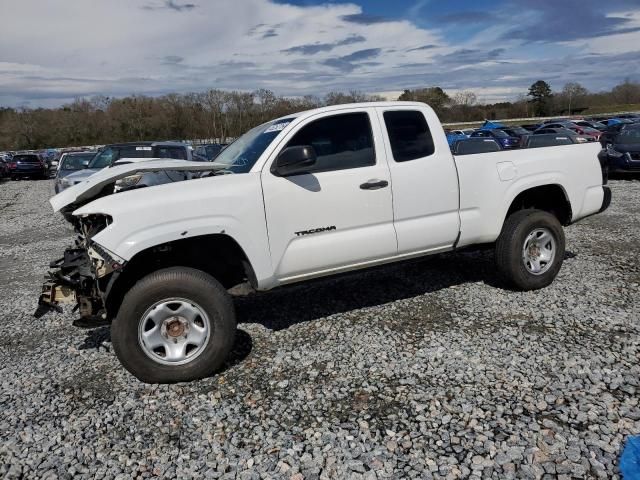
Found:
[264,122,291,134]
[136,146,152,151]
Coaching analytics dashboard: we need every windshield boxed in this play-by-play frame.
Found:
[212,118,295,173]
[61,153,95,170]
[615,128,640,144]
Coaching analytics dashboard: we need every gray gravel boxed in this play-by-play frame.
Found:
[1,177,639,479]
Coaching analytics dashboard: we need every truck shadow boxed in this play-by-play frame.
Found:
[236,249,512,331]
[76,248,577,372]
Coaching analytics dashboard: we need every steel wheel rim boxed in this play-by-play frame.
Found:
[522,228,556,276]
[138,298,211,366]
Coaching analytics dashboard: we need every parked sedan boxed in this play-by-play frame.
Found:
[533,127,593,143]
[7,153,48,179]
[54,152,95,193]
[542,122,601,140]
[600,125,640,173]
[470,129,520,148]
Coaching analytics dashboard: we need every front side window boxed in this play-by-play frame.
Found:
[383,110,435,162]
[284,112,375,173]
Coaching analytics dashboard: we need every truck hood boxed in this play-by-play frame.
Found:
[50,159,222,212]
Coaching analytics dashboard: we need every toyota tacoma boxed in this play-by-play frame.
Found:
[36,102,611,383]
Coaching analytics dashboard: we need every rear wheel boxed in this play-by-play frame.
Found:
[111,267,236,383]
[495,209,565,290]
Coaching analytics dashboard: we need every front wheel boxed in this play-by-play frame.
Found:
[111,267,236,383]
[495,209,565,291]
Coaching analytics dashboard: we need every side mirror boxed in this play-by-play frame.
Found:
[82,160,90,167]
[272,145,317,177]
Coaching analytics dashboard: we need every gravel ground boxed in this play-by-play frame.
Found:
[0,177,639,480]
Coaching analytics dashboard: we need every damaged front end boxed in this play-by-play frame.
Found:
[35,214,124,320]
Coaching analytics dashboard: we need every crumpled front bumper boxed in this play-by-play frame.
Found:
[34,246,111,319]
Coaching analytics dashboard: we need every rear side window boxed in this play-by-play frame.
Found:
[383,110,435,162]
[119,146,155,159]
[285,112,375,173]
[455,139,501,155]
[156,147,187,160]
[527,136,573,148]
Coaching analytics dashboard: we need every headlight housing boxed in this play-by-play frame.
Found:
[115,174,143,190]
[606,144,624,158]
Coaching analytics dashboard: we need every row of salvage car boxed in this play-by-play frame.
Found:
[445,113,640,173]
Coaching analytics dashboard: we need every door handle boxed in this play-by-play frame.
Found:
[360,179,389,190]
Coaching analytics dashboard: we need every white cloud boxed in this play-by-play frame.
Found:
[0,0,445,106]
[0,0,638,106]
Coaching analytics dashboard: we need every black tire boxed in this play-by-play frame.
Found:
[495,209,565,291]
[111,267,236,383]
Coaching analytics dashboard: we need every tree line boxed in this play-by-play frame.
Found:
[1,80,639,150]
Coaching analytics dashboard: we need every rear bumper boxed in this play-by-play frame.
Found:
[13,168,47,176]
[599,186,612,213]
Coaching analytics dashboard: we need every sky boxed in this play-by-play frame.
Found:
[1,0,639,108]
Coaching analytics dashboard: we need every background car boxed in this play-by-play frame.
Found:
[533,127,593,143]
[498,126,530,140]
[6,152,48,179]
[54,151,95,193]
[521,134,576,148]
[574,120,608,132]
[598,122,639,146]
[445,130,469,146]
[541,121,601,140]
[470,129,520,148]
[58,141,192,192]
[600,125,640,173]
[0,158,9,179]
[451,137,503,155]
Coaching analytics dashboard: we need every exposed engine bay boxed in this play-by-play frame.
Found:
[35,160,224,320]
[35,214,123,320]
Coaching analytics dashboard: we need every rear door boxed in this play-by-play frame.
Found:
[376,107,460,254]
[261,108,397,282]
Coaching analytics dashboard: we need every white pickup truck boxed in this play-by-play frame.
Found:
[38,102,611,383]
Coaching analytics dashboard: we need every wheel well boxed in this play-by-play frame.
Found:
[104,234,255,317]
[505,185,572,226]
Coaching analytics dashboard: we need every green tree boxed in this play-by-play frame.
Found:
[399,87,451,116]
[527,80,553,116]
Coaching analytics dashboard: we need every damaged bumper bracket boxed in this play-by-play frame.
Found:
[34,247,95,318]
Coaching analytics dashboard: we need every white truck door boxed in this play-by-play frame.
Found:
[376,107,460,254]
[261,109,397,283]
